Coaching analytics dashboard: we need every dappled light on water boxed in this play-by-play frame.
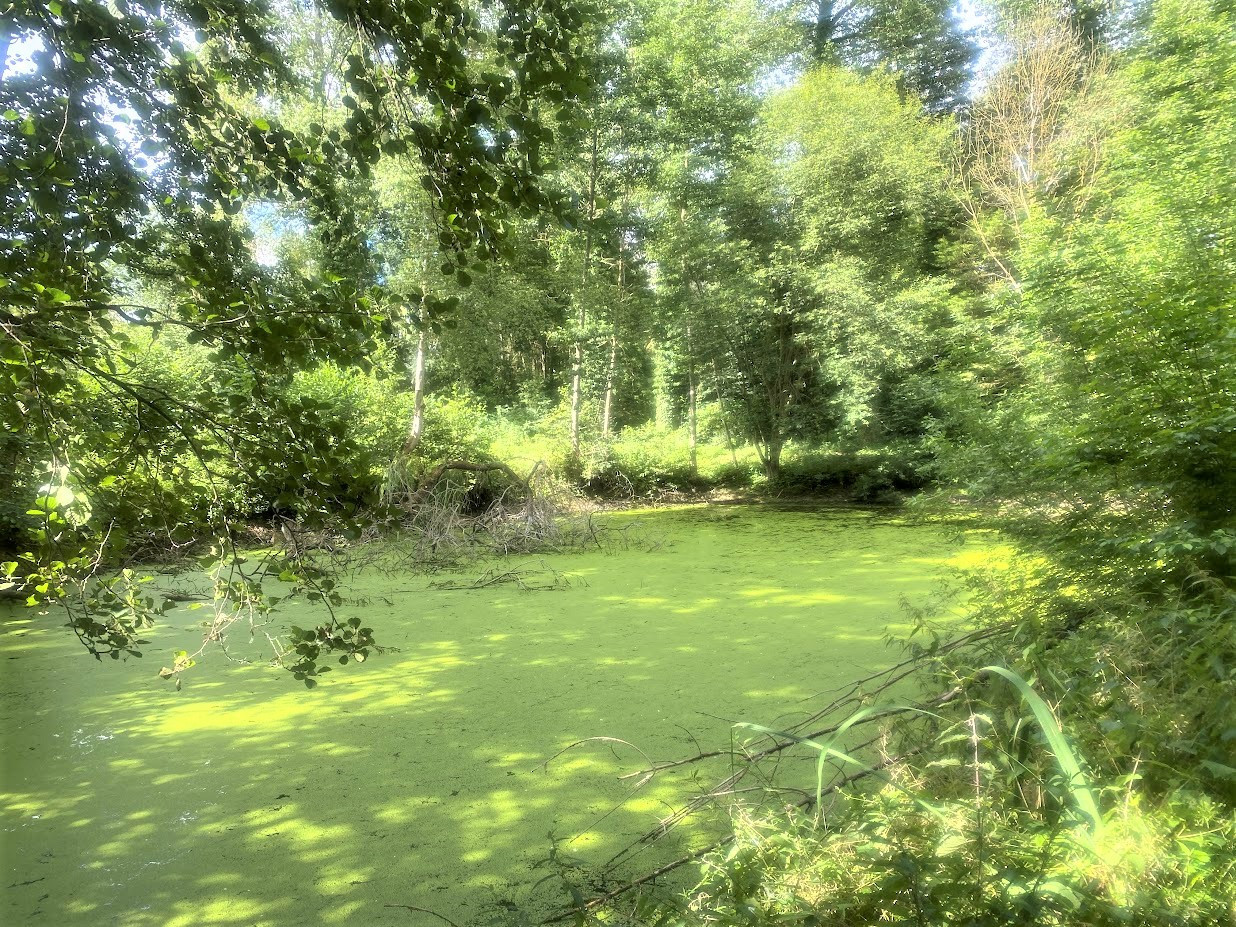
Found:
[0,506,999,925]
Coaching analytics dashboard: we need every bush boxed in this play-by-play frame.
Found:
[578,425,760,497]
[769,442,932,501]
[413,390,493,465]
[654,784,1236,927]
[599,658,1236,927]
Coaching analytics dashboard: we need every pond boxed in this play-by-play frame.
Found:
[0,504,996,926]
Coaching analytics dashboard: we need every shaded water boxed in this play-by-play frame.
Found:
[0,505,995,926]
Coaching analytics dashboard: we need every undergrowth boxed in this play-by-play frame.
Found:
[539,530,1236,927]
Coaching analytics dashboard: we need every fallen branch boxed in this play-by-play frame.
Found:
[410,459,529,506]
[543,752,918,923]
[619,622,1013,783]
[551,624,1016,920]
[429,564,579,592]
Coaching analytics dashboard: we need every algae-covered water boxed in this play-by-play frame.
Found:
[0,505,993,926]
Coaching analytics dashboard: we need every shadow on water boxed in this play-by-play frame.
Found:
[0,505,998,926]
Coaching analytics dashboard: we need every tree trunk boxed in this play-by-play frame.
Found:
[401,318,429,457]
[812,0,837,61]
[686,325,698,477]
[765,427,783,481]
[712,359,739,468]
[570,125,599,459]
[569,327,584,457]
[0,425,23,554]
[679,160,697,478]
[601,236,625,440]
[762,312,801,482]
[601,334,618,439]
[410,328,428,444]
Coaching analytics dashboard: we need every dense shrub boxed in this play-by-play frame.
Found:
[651,782,1236,927]
[774,442,931,501]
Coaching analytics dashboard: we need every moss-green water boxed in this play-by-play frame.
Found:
[1,505,995,926]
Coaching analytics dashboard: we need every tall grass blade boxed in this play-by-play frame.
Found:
[981,665,1103,835]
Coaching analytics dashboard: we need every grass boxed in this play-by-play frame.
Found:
[0,505,998,926]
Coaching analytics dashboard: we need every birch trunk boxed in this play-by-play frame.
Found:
[601,335,618,439]
[713,358,739,467]
[686,324,698,477]
[402,324,428,456]
[570,125,599,458]
[601,242,625,439]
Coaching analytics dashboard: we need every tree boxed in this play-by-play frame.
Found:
[956,9,1107,289]
[631,0,787,471]
[0,0,587,671]
[688,66,957,478]
[941,0,1235,616]
[801,0,975,112]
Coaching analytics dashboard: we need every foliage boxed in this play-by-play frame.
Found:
[798,0,976,112]
[584,423,750,496]
[554,1,1236,923]
[584,650,1236,926]
[668,66,958,478]
[941,0,1235,599]
[656,782,1236,926]
[0,0,1232,917]
[1,0,589,664]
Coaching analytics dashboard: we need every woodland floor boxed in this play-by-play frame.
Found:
[0,504,999,926]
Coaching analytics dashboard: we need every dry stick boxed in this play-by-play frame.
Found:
[437,567,570,592]
[602,713,915,876]
[627,726,892,852]
[534,738,665,846]
[789,622,1013,717]
[542,751,919,924]
[602,722,889,877]
[597,628,1013,881]
[797,622,1012,706]
[619,623,1012,782]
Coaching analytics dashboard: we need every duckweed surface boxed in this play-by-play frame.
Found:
[1,505,995,926]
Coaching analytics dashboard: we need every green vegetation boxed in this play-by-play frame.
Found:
[1,0,1233,922]
[1,507,987,924]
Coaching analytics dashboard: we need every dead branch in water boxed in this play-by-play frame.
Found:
[428,563,583,592]
[542,751,919,923]
[541,621,1016,922]
[268,458,662,591]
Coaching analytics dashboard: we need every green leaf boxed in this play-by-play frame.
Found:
[1201,760,1236,779]
[935,834,967,857]
[982,666,1103,836]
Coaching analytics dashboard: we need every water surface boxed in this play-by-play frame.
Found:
[0,505,994,925]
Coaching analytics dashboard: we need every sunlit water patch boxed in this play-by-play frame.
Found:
[0,505,999,926]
